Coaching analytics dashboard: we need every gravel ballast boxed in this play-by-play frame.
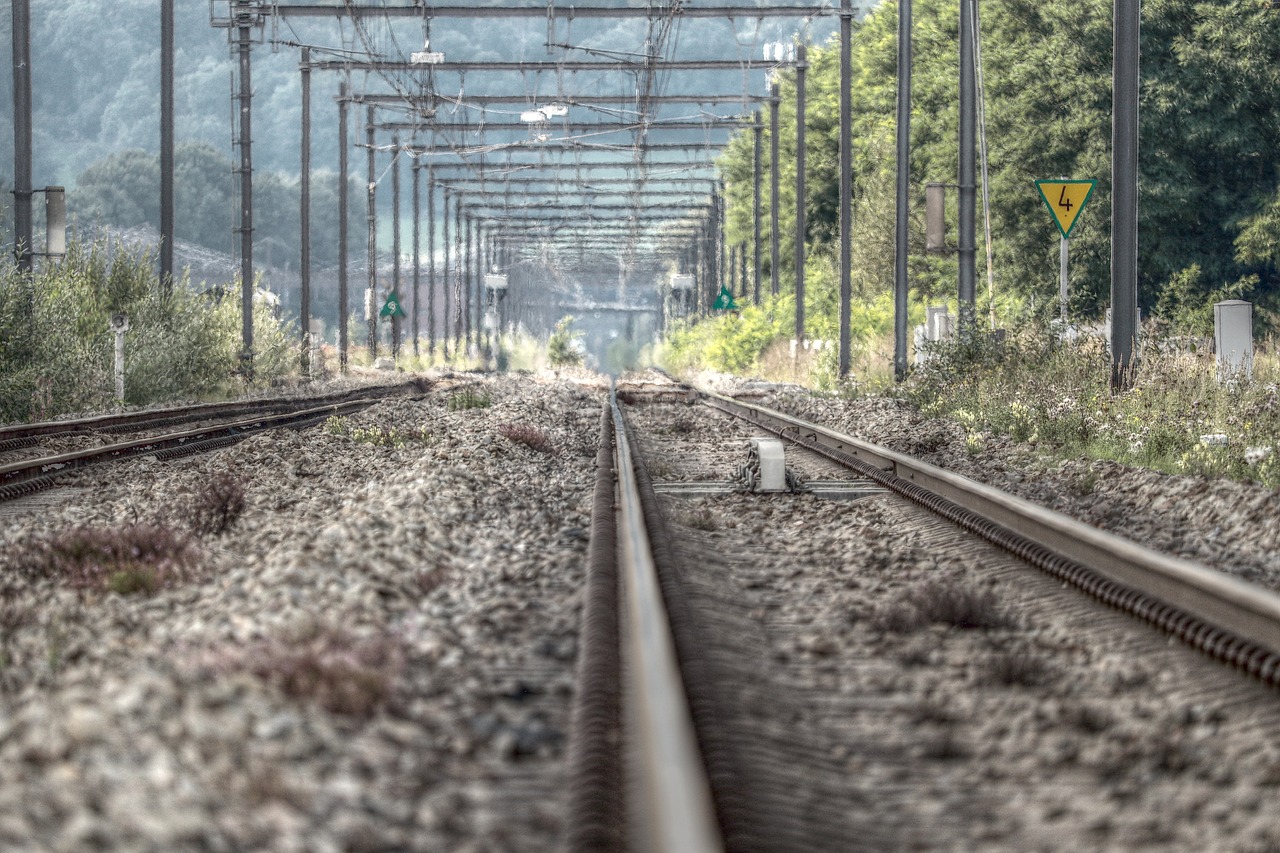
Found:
[0,372,603,851]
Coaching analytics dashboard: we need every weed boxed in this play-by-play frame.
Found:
[28,524,199,595]
[448,388,492,411]
[496,422,556,455]
[984,650,1056,687]
[325,415,426,447]
[679,507,718,531]
[200,622,405,717]
[1071,469,1099,497]
[873,579,1016,632]
[1068,703,1114,734]
[107,568,162,596]
[188,470,247,536]
[919,728,971,761]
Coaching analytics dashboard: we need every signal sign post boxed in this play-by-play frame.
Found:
[1035,180,1096,322]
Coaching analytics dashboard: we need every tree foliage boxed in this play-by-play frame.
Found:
[714,0,1280,362]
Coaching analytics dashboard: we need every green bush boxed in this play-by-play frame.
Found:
[0,241,293,422]
[547,316,584,367]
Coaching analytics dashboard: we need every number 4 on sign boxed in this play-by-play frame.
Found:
[1034,179,1096,239]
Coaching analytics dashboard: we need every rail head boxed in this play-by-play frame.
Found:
[610,393,723,853]
[701,389,1280,658]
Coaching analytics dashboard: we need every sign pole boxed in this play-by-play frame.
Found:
[1059,236,1069,322]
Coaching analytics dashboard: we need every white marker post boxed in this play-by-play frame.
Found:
[1035,179,1097,324]
[109,313,129,408]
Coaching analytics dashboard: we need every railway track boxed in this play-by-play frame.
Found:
[573,374,1280,850]
[0,380,427,502]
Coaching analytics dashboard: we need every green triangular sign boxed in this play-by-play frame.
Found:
[712,285,738,311]
[379,292,406,318]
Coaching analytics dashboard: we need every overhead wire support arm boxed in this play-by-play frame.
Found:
[262,4,837,19]
[307,58,797,73]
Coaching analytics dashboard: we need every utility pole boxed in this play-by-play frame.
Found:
[464,212,474,351]
[443,188,452,358]
[235,2,255,377]
[412,160,421,358]
[770,82,781,297]
[366,105,377,358]
[427,167,437,357]
[838,0,853,378]
[337,82,349,373]
[753,111,763,305]
[161,0,175,294]
[299,47,311,373]
[1112,0,1140,387]
[958,0,977,336]
[895,0,912,381]
[12,0,32,273]
[795,43,808,345]
[454,195,463,353]
[392,134,402,358]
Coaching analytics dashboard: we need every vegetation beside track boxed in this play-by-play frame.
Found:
[0,241,293,422]
[902,330,1280,489]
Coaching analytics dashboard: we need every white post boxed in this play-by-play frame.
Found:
[1059,236,1069,322]
[1214,300,1253,382]
[110,313,130,408]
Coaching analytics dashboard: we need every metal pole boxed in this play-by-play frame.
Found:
[752,112,763,305]
[839,0,853,378]
[337,83,349,373]
[160,0,175,294]
[443,188,452,357]
[12,0,32,273]
[465,212,474,351]
[958,0,977,336]
[895,0,912,381]
[770,82,781,297]
[412,161,421,358]
[1112,0,1140,387]
[428,167,437,357]
[795,43,808,345]
[739,241,748,299]
[454,196,463,353]
[299,47,311,373]
[392,134,402,358]
[235,8,255,377]
[366,105,377,358]
[717,181,726,305]
[1059,236,1069,322]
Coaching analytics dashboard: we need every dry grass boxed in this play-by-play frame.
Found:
[873,578,1016,633]
[496,422,556,455]
[199,622,405,717]
[27,524,199,595]
[983,650,1057,687]
[188,470,247,536]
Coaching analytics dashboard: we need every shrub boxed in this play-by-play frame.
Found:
[28,524,199,594]
[873,579,1016,632]
[188,471,247,536]
[447,388,492,411]
[547,316,584,367]
[495,422,556,454]
[0,241,294,422]
[984,651,1056,687]
[199,622,405,717]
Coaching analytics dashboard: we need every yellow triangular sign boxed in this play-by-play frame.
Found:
[1035,179,1096,239]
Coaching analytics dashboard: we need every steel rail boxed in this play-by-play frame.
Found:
[611,390,723,852]
[0,397,388,501]
[0,383,423,446]
[702,390,1280,682]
